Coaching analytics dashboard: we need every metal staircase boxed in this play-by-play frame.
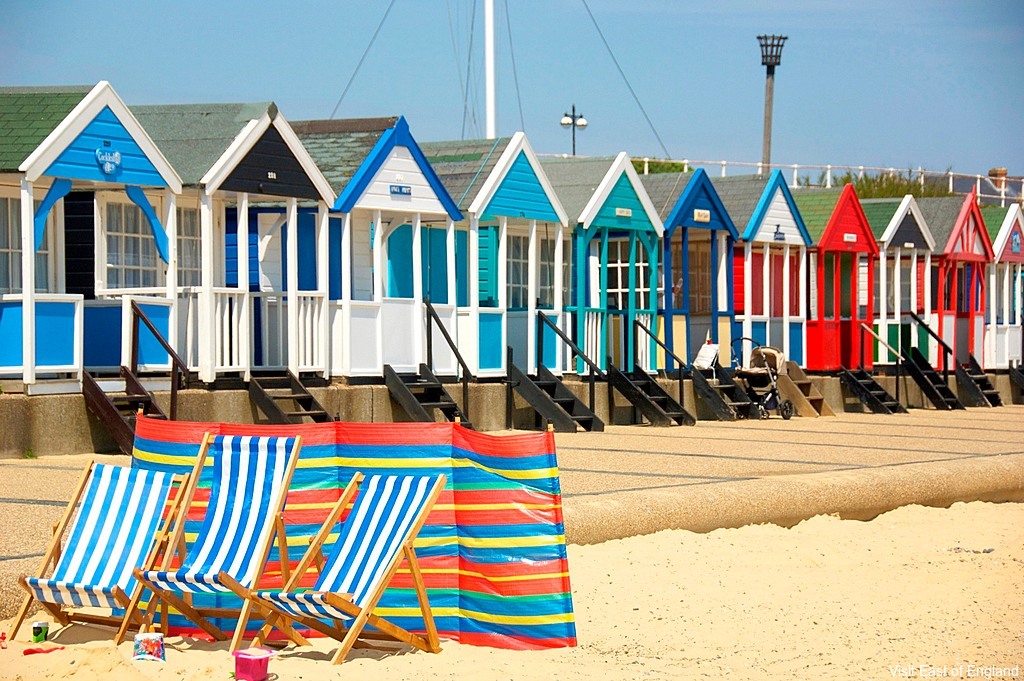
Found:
[690,363,755,421]
[607,363,695,426]
[838,367,907,414]
[248,371,332,423]
[1010,364,1024,396]
[508,359,603,432]
[901,347,964,410]
[955,355,1002,407]
[81,301,194,455]
[384,364,470,427]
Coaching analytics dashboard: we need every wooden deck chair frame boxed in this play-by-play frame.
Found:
[8,461,191,644]
[130,432,304,651]
[245,472,446,665]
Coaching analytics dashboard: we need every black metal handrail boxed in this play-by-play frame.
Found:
[908,311,952,382]
[634,319,685,407]
[536,311,604,414]
[859,322,901,405]
[424,297,474,424]
[129,300,191,421]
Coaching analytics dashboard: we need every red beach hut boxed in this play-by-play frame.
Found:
[794,184,879,371]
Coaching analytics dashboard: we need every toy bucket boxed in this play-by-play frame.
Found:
[232,647,276,681]
[133,632,165,661]
[31,622,49,643]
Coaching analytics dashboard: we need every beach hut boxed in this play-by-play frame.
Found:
[793,184,879,371]
[641,169,738,366]
[980,202,1024,369]
[540,153,664,373]
[292,117,463,377]
[860,195,936,365]
[711,170,811,367]
[421,133,569,377]
[131,102,336,383]
[916,190,995,367]
[0,83,182,392]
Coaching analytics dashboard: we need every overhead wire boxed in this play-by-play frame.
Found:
[579,0,672,158]
[461,0,479,138]
[329,0,398,119]
[503,0,526,132]
[446,0,469,114]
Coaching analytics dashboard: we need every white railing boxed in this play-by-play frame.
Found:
[633,157,1024,207]
[635,312,654,372]
[293,292,326,372]
[213,288,248,372]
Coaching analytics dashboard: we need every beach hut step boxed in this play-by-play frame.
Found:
[507,361,603,432]
[249,372,334,424]
[954,355,1002,407]
[607,363,695,427]
[838,368,907,415]
[899,347,966,410]
[383,365,471,428]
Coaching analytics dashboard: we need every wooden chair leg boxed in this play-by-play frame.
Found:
[404,544,440,652]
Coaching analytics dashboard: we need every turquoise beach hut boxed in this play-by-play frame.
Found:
[541,153,664,374]
[423,132,569,377]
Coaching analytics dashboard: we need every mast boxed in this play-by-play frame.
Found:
[485,0,496,138]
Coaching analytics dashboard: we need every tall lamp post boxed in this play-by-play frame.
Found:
[560,105,588,156]
[757,34,787,174]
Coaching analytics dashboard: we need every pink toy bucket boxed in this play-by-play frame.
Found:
[231,647,276,681]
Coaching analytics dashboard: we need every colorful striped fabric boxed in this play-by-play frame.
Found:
[140,435,295,594]
[260,474,438,621]
[131,417,576,650]
[25,464,173,609]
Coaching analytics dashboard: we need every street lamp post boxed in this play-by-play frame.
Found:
[757,34,787,174]
[560,104,588,156]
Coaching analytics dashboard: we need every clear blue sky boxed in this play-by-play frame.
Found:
[4,1,1022,175]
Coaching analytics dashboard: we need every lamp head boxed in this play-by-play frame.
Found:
[757,34,787,67]
[575,116,587,129]
[560,114,573,128]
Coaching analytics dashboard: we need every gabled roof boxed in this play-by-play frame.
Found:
[981,203,1024,261]
[133,102,334,203]
[794,184,878,254]
[642,168,738,238]
[541,153,663,234]
[423,132,568,226]
[3,82,181,192]
[0,85,92,172]
[292,116,398,196]
[296,116,461,219]
[421,136,511,210]
[711,170,810,244]
[917,190,993,259]
[861,195,936,250]
[916,195,966,250]
[792,188,843,243]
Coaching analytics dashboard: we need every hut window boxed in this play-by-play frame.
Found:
[823,254,836,319]
[688,240,711,315]
[0,197,52,294]
[538,237,555,309]
[670,238,684,310]
[750,251,764,316]
[507,235,529,310]
[899,257,913,314]
[769,250,785,317]
[177,207,201,288]
[789,251,801,317]
[105,201,160,289]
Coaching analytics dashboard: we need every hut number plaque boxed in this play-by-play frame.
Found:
[95,147,122,175]
[1012,231,1021,253]
[615,207,632,217]
[390,185,412,196]
[843,233,858,243]
[693,209,711,223]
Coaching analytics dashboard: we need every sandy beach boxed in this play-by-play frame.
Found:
[3,500,1021,680]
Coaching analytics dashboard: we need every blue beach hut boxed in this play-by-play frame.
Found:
[131,102,336,383]
[423,133,569,377]
[541,153,664,373]
[712,170,811,367]
[0,82,182,392]
[292,117,463,377]
[642,169,738,367]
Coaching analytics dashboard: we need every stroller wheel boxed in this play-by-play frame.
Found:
[779,399,795,420]
[758,404,770,420]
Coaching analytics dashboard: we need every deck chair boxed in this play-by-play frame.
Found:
[9,462,190,644]
[132,433,303,650]
[245,472,446,665]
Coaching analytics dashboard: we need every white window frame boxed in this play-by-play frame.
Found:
[96,191,166,294]
[0,187,58,294]
[507,233,529,311]
[176,204,201,288]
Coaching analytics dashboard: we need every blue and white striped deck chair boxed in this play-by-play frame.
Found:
[9,462,189,644]
[247,472,446,665]
[133,433,303,650]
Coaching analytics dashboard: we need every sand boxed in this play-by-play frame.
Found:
[3,500,1021,680]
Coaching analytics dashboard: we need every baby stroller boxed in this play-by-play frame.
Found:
[729,337,795,420]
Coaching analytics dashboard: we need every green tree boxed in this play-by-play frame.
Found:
[799,169,953,198]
